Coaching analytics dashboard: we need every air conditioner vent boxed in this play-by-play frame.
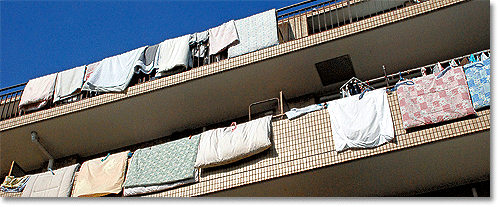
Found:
[314,54,356,86]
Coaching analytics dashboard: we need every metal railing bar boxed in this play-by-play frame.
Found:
[278,0,341,18]
[249,97,280,121]
[277,0,318,12]
[0,82,27,93]
[0,89,24,98]
[365,49,491,86]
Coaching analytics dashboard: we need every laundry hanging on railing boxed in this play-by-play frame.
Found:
[195,115,272,168]
[189,31,210,67]
[480,52,489,61]
[228,9,279,58]
[189,31,209,58]
[340,77,374,98]
[285,103,326,120]
[450,59,459,67]
[420,67,427,76]
[123,135,201,196]
[468,54,477,63]
[82,46,147,92]
[432,62,443,74]
[124,169,200,197]
[135,44,159,75]
[72,151,129,197]
[83,61,100,82]
[53,65,86,102]
[18,73,58,112]
[1,175,30,193]
[326,88,394,152]
[459,57,469,66]
[463,58,490,110]
[209,20,239,55]
[154,34,191,78]
[396,66,476,129]
[21,164,79,197]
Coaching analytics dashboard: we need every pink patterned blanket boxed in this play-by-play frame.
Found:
[397,66,475,129]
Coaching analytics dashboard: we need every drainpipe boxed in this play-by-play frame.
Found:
[30,131,54,172]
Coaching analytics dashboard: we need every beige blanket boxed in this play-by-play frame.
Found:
[72,151,129,197]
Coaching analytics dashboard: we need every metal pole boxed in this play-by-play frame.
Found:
[347,0,352,23]
[279,91,284,115]
[382,65,389,87]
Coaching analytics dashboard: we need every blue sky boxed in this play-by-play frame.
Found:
[0,0,299,89]
[1,1,498,90]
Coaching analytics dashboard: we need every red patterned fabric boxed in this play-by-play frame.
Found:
[397,66,475,129]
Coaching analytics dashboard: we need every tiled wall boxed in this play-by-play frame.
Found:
[137,91,489,197]
[0,0,465,132]
[0,90,491,198]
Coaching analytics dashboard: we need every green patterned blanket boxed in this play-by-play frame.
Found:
[123,135,200,188]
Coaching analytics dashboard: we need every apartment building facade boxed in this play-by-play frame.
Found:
[0,0,490,197]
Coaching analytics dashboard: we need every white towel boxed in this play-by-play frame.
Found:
[195,115,272,168]
[154,34,191,75]
[82,46,146,92]
[54,65,86,102]
[209,20,239,55]
[285,104,325,120]
[19,73,58,112]
[326,88,394,151]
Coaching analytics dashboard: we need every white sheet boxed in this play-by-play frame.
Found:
[154,34,191,76]
[228,9,279,58]
[19,73,58,112]
[82,46,146,92]
[326,88,394,152]
[54,65,86,102]
[209,20,239,55]
[21,164,79,197]
[195,115,272,168]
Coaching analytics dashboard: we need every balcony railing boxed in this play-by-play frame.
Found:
[276,0,423,42]
[0,0,426,122]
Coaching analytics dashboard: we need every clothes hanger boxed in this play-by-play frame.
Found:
[387,72,414,92]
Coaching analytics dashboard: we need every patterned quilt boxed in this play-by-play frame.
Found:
[463,58,490,109]
[228,9,279,58]
[123,135,200,188]
[21,164,80,197]
[397,66,476,129]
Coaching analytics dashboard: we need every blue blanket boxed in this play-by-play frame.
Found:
[464,58,490,109]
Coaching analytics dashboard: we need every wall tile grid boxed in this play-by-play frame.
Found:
[140,91,489,197]
[0,0,464,132]
[0,93,489,198]
[1,0,479,198]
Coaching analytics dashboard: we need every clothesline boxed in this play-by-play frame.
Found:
[364,49,491,86]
